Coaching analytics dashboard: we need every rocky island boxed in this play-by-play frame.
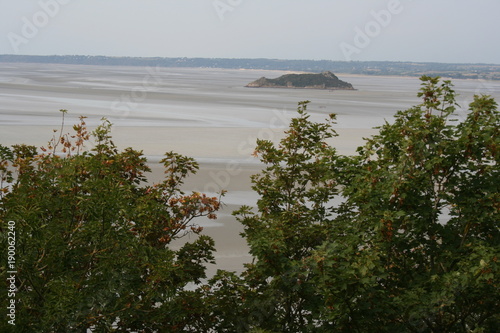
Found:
[245,71,355,90]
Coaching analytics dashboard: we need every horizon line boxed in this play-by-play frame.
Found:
[1,54,499,66]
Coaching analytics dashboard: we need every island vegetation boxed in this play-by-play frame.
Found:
[245,71,354,90]
[0,77,498,332]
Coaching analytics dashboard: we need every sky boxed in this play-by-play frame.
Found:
[0,0,499,64]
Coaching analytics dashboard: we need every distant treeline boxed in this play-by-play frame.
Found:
[1,54,499,80]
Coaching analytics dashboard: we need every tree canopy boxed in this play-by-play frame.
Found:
[203,76,499,332]
[0,114,223,331]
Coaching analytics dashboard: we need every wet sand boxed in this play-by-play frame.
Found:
[1,63,499,277]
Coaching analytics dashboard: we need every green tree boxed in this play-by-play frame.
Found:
[201,101,342,332]
[313,77,499,332]
[0,114,223,332]
[204,77,498,332]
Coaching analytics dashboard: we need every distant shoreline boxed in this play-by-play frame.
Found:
[1,54,499,80]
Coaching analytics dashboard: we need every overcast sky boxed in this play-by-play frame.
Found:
[1,0,499,64]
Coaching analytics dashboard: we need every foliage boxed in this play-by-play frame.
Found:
[204,77,498,332]
[248,72,354,89]
[313,76,499,332]
[0,114,223,332]
[195,101,343,332]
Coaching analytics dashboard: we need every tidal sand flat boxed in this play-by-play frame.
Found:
[1,63,499,276]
